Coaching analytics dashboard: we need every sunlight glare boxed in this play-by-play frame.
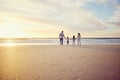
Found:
[5,39,16,46]
[0,16,25,38]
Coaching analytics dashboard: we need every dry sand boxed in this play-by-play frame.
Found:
[0,44,120,80]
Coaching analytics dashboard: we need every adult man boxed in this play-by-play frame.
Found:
[59,31,65,45]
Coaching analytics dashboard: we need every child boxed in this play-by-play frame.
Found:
[66,36,69,45]
[72,35,76,45]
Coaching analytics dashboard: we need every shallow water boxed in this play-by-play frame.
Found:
[0,38,120,45]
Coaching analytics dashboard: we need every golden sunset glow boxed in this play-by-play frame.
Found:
[0,0,120,38]
[0,16,25,38]
[5,39,16,46]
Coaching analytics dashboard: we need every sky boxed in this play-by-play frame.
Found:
[0,0,120,38]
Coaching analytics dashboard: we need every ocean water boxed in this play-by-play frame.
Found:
[0,38,120,45]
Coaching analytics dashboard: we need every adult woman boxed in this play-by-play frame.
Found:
[77,33,81,46]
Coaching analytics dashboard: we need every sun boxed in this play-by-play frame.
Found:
[0,16,25,38]
[5,39,16,46]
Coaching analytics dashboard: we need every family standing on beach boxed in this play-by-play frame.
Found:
[58,31,81,46]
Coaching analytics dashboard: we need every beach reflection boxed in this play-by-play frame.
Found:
[4,39,16,46]
[0,45,120,80]
[0,43,40,80]
[0,46,22,79]
[0,45,44,80]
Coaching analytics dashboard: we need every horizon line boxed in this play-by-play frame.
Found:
[0,37,120,39]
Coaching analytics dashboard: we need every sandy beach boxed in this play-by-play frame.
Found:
[0,44,120,80]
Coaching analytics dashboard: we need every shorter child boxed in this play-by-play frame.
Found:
[66,36,69,45]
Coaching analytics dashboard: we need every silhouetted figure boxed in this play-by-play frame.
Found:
[66,36,69,45]
[59,31,65,45]
[72,35,76,45]
[77,33,81,46]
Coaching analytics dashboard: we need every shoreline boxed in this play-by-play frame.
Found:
[0,38,120,45]
[0,42,120,46]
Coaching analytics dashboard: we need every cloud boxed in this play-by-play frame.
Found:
[108,6,120,27]
[0,0,119,37]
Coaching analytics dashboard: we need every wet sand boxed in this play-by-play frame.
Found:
[0,44,120,80]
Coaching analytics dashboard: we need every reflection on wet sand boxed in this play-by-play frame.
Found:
[0,45,120,80]
[0,45,47,80]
